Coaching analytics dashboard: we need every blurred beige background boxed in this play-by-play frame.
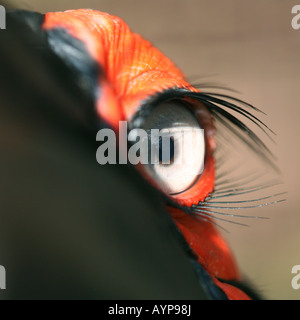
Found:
[10,0,300,299]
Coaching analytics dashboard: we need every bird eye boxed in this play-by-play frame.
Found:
[138,100,205,195]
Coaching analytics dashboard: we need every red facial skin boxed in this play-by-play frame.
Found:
[43,9,250,299]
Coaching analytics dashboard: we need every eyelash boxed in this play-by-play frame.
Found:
[134,87,285,230]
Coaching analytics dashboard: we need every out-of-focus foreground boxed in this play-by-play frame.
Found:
[7,0,300,299]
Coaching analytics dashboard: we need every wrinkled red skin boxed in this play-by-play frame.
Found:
[43,9,250,300]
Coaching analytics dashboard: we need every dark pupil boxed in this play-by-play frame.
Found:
[159,136,175,163]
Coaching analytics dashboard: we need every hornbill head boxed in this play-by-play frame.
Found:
[0,7,283,299]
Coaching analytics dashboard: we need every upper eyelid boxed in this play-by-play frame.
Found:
[128,87,206,130]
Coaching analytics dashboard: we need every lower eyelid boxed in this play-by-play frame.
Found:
[169,147,215,207]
